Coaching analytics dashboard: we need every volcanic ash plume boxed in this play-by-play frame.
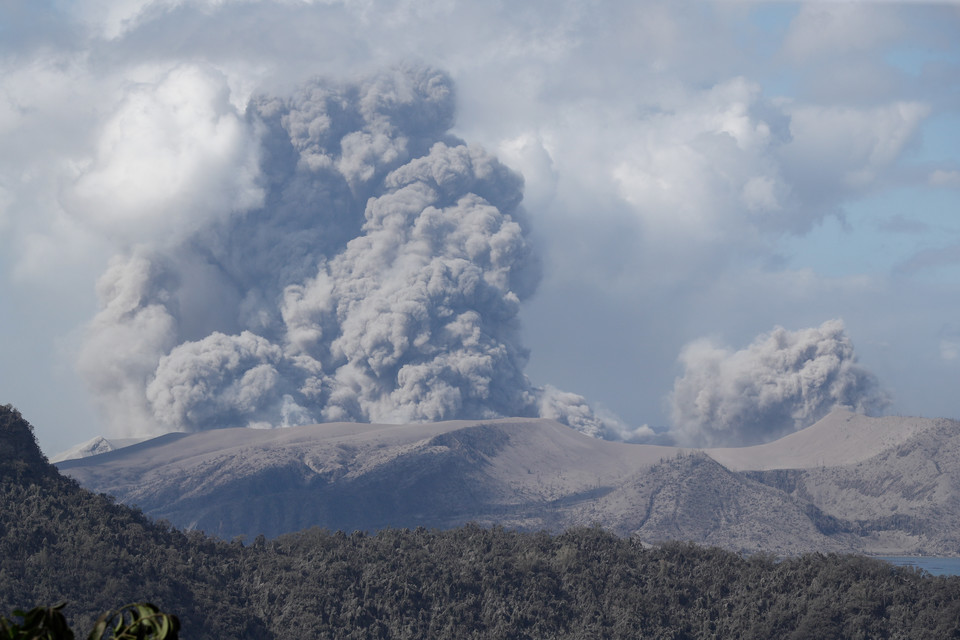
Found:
[669,319,890,447]
[78,66,609,438]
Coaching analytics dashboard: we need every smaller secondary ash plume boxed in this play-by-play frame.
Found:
[668,319,890,447]
[78,66,610,438]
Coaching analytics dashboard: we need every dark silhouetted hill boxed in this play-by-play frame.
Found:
[0,404,56,483]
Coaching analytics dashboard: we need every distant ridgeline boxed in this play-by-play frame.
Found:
[3,405,960,638]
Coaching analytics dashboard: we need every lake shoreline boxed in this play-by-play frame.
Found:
[875,556,960,577]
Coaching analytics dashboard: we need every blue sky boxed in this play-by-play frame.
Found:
[1,0,959,454]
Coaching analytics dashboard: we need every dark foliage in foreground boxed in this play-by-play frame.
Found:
[1,602,179,640]
[3,404,960,639]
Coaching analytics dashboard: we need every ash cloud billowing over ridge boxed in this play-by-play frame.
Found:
[669,319,890,447]
[78,66,610,438]
[74,64,890,446]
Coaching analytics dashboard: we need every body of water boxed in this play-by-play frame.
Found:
[878,557,960,577]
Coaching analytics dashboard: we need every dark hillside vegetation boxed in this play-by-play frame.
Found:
[0,405,264,638]
[3,405,960,639]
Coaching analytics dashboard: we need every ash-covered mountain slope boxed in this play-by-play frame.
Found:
[705,409,960,555]
[562,453,856,556]
[741,417,960,555]
[58,419,677,539]
[48,435,150,463]
[704,410,946,471]
[58,410,960,554]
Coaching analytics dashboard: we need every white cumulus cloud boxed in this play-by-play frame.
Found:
[68,64,264,245]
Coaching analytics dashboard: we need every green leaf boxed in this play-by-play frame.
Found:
[86,604,179,640]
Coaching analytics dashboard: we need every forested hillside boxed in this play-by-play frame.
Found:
[0,406,264,637]
[4,405,960,639]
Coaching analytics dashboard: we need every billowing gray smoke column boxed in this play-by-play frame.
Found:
[78,66,607,437]
[669,319,890,447]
